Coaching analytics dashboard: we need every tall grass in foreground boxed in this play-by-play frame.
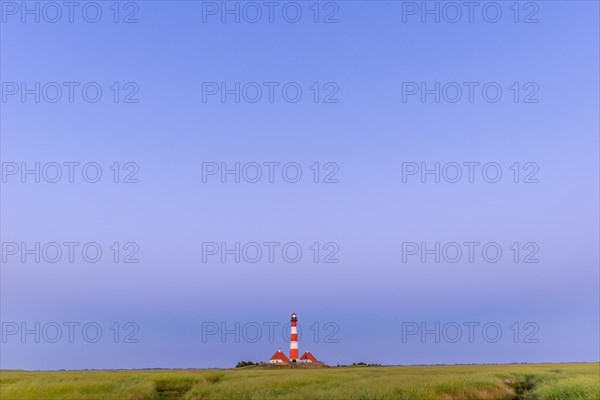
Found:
[1,363,598,399]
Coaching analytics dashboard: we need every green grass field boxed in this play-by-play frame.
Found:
[1,363,598,400]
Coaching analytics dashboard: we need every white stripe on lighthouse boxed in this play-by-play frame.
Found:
[291,327,297,334]
[290,342,298,349]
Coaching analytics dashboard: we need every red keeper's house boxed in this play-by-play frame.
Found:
[268,349,290,364]
[299,351,318,364]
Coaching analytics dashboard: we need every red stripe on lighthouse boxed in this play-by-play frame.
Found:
[290,312,299,361]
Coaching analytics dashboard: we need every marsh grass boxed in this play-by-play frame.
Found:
[151,377,200,400]
[0,363,597,400]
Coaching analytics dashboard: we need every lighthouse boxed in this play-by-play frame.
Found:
[267,312,322,365]
[289,312,299,362]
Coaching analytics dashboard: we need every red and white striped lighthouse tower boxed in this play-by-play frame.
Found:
[289,312,299,361]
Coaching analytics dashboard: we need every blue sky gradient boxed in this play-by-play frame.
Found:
[1,1,599,369]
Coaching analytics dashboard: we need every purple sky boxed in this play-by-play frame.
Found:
[1,1,599,369]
